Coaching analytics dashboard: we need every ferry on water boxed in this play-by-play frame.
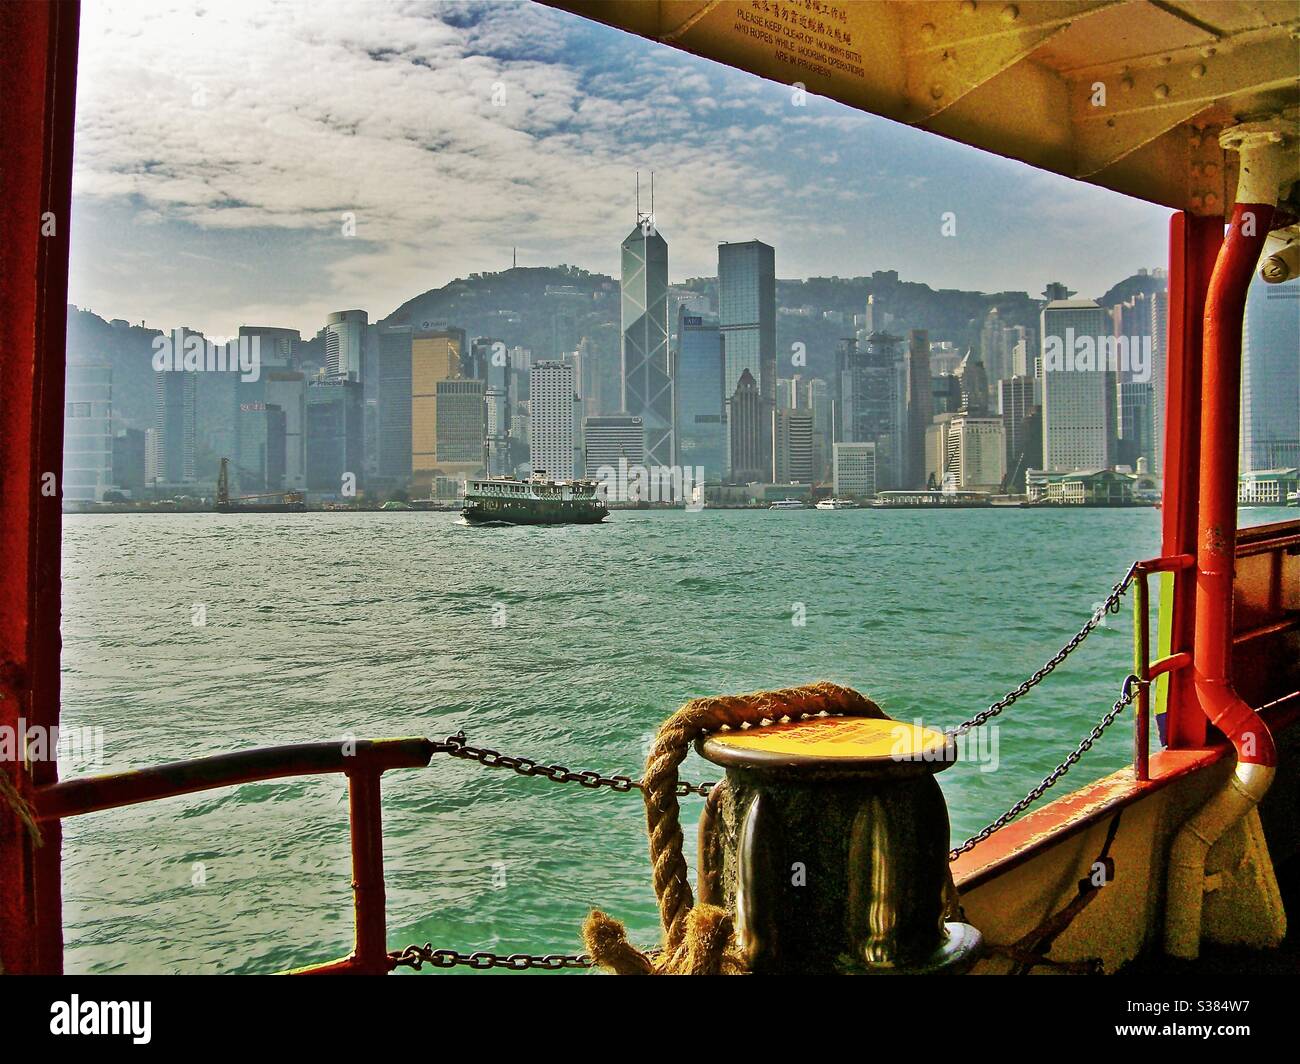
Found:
[461,472,608,526]
[4,0,1299,992]
[768,498,807,511]
[815,498,857,510]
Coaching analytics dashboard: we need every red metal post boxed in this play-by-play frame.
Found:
[1193,200,1278,767]
[0,0,81,975]
[1159,212,1222,749]
[347,769,391,974]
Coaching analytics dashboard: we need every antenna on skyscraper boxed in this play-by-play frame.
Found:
[512,246,517,269]
[636,170,654,233]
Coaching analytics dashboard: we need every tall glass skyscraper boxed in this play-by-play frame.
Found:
[1241,277,1300,472]
[719,240,775,480]
[154,367,197,486]
[1040,299,1114,472]
[673,306,725,480]
[620,218,672,468]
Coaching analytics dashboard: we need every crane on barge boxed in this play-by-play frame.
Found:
[215,456,306,513]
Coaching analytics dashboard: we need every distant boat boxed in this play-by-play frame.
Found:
[380,500,412,511]
[462,472,608,526]
[815,498,857,510]
[1287,490,1298,507]
[768,498,807,510]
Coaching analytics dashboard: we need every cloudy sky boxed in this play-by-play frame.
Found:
[69,0,1171,339]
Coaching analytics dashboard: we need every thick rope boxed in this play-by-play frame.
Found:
[582,681,885,974]
[0,769,43,846]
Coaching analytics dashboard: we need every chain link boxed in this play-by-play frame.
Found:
[946,568,1135,738]
[948,674,1143,861]
[388,944,594,971]
[431,731,716,797]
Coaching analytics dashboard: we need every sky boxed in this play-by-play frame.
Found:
[68,0,1173,339]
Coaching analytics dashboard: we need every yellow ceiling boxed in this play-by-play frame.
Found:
[545,0,1300,217]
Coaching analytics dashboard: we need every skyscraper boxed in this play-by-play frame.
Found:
[64,362,113,502]
[773,407,815,484]
[838,332,904,490]
[793,375,833,483]
[377,326,413,483]
[620,210,672,468]
[239,325,298,370]
[478,338,513,476]
[434,378,486,475]
[583,414,645,478]
[905,329,933,488]
[265,370,306,490]
[1041,299,1114,472]
[1117,380,1155,470]
[112,428,147,498]
[673,307,725,480]
[719,240,776,479]
[411,329,463,491]
[306,378,363,494]
[154,367,196,486]
[323,310,367,380]
[1150,289,1168,475]
[530,360,576,479]
[1241,277,1300,472]
[999,375,1040,492]
[944,414,1006,492]
[728,368,765,484]
[237,398,287,494]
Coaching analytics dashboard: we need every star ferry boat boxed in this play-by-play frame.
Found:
[461,472,608,525]
[3,0,1300,980]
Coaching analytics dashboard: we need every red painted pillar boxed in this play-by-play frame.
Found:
[0,0,81,974]
[1159,212,1221,749]
[1193,201,1278,767]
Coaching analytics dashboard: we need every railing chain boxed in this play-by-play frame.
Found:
[388,944,594,971]
[947,674,1143,860]
[431,731,715,797]
[946,567,1136,737]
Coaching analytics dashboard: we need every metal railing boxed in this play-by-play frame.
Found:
[1129,554,1195,781]
[35,737,439,975]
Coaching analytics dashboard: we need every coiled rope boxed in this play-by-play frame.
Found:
[581,681,885,975]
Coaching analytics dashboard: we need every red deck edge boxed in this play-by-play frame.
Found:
[953,692,1300,893]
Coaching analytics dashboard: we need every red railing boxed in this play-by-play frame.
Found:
[1130,528,1300,781]
[34,738,436,974]
[1129,553,1195,781]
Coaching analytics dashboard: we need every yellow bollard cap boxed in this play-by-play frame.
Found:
[699,715,956,772]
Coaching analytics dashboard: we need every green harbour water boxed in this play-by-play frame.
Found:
[57,506,1291,973]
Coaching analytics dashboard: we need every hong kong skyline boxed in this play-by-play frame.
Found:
[68,0,1171,340]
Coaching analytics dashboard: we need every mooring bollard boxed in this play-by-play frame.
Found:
[696,714,982,974]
